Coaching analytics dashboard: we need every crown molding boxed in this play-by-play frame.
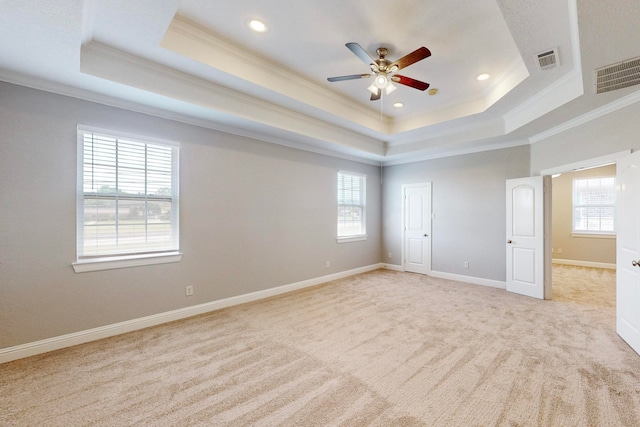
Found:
[384,57,528,135]
[386,114,505,154]
[382,138,530,166]
[529,89,640,143]
[162,15,390,134]
[0,70,383,165]
[502,0,583,134]
[503,67,584,133]
[80,42,384,156]
[164,15,538,137]
[568,0,581,70]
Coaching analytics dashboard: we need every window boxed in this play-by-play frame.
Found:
[337,171,366,242]
[572,176,615,234]
[74,126,180,272]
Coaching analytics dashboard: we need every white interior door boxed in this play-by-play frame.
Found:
[616,151,640,355]
[403,183,432,274]
[506,176,549,299]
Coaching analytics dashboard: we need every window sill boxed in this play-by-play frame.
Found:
[571,233,616,239]
[72,252,183,273]
[337,235,367,243]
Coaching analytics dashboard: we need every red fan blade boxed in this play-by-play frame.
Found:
[392,75,430,91]
[390,47,431,71]
[346,42,377,66]
[327,74,371,82]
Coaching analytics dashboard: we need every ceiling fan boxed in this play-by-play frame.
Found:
[327,42,431,101]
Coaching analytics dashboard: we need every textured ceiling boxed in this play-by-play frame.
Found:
[0,0,639,164]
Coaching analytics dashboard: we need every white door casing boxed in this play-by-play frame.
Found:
[403,183,432,274]
[506,176,549,299]
[616,151,640,355]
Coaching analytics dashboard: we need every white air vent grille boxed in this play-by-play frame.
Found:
[595,57,640,94]
[537,49,558,70]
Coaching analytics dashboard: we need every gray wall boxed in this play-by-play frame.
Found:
[382,145,531,282]
[4,78,640,351]
[0,82,381,349]
[551,165,616,265]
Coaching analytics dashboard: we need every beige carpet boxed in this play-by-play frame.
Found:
[2,267,640,426]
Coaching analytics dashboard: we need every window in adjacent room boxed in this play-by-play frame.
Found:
[337,171,366,242]
[572,176,616,235]
[74,126,181,272]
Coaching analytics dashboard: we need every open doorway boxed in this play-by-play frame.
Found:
[550,164,616,270]
[541,151,626,307]
[550,165,616,308]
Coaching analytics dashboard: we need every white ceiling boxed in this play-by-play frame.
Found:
[1,0,639,165]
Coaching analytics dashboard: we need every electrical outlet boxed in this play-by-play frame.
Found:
[464,261,469,269]
[388,252,392,259]
[558,248,563,254]
[326,261,330,268]
[185,286,194,296]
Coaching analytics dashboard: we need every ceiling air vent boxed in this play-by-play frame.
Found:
[536,48,559,70]
[595,56,640,94]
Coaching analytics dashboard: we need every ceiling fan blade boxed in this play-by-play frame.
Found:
[327,74,371,82]
[392,75,430,91]
[346,42,377,66]
[390,47,431,71]
[370,90,381,101]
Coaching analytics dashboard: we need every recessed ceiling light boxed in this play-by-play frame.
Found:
[393,102,404,108]
[248,19,267,33]
[477,73,490,81]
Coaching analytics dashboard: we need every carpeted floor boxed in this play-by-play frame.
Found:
[2,266,640,426]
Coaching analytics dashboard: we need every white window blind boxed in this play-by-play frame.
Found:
[337,171,366,239]
[77,127,179,260]
[572,177,615,234]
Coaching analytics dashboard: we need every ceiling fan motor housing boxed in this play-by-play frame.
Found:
[373,48,392,73]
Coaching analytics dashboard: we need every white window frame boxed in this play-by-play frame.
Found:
[571,176,616,237]
[73,126,182,273]
[337,171,367,243]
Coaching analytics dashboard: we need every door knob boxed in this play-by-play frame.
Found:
[507,240,513,244]
[633,260,640,267]
[424,234,428,237]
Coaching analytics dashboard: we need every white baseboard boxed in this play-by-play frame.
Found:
[552,258,616,270]
[0,263,384,364]
[428,270,507,289]
[382,264,505,289]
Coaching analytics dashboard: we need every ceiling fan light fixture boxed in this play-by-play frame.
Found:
[385,81,397,94]
[367,83,380,95]
[374,74,389,89]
